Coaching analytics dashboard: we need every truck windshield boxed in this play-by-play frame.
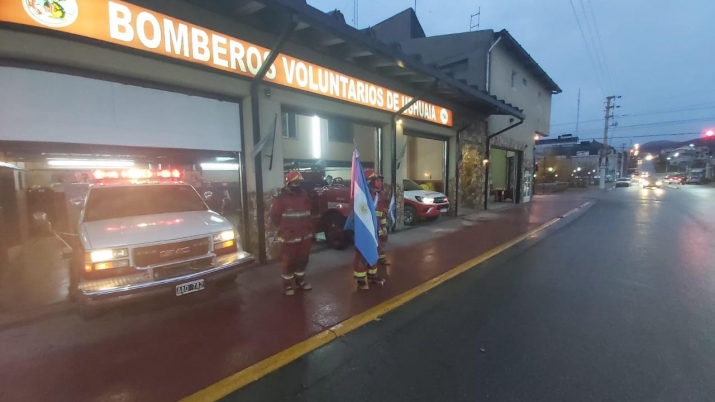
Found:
[83,185,208,222]
[403,179,424,191]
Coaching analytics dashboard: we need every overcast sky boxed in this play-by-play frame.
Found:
[307,0,715,147]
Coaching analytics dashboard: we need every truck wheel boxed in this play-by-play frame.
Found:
[404,205,418,226]
[324,213,350,250]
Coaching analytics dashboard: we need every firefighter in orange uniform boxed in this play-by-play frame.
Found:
[353,168,388,290]
[270,171,313,295]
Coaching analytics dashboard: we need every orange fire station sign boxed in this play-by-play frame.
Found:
[0,0,454,127]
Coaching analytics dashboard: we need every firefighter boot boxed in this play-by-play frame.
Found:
[356,278,370,290]
[367,273,385,286]
[283,275,295,296]
[295,273,312,291]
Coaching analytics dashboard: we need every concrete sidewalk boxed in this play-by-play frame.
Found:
[0,194,592,402]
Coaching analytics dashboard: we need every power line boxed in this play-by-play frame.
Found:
[551,104,715,126]
[574,131,700,141]
[553,116,715,137]
[568,0,608,97]
[578,0,611,93]
[585,0,613,92]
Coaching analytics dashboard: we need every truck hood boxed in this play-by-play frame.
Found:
[404,189,447,202]
[80,211,233,250]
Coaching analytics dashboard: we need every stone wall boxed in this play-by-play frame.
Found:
[457,121,488,210]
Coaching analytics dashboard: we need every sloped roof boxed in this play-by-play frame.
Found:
[369,8,426,44]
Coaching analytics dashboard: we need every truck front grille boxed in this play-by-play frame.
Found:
[134,237,210,267]
[433,197,447,204]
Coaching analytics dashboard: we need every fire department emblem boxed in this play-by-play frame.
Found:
[23,0,79,28]
[440,108,449,125]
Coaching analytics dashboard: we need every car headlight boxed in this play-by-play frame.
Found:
[213,230,235,243]
[656,180,662,186]
[422,197,435,204]
[88,248,128,262]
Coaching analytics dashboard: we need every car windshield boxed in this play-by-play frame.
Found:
[403,179,424,191]
[83,185,208,222]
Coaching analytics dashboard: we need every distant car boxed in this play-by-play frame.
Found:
[641,177,662,189]
[686,170,705,184]
[615,178,631,187]
[667,175,686,185]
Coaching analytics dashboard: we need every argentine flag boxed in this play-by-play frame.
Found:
[349,150,379,266]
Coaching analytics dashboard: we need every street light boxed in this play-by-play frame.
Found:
[577,167,582,171]
[706,129,715,137]
[547,167,554,172]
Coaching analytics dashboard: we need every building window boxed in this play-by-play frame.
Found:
[328,118,354,143]
[282,112,297,139]
[511,70,517,88]
[523,78,528,87]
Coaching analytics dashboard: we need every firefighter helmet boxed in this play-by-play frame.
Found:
[364,168,381,180]
[284,171,304,187]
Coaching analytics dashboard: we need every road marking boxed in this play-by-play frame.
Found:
[181,202,592,402]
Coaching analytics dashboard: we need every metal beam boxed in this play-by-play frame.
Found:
[250,18,296,263]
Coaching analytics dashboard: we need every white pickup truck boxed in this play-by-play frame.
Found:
[38,170,253,316]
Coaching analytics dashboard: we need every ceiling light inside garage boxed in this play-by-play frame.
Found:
[200,163,239,171]
[47,159,135,169]
[312,115,321,159]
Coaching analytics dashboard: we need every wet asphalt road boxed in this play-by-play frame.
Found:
[227,184,715,402]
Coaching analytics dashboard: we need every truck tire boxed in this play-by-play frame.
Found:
[403,205,418,226]
[323,212,350,250]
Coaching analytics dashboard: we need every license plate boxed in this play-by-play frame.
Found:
[176,279,205,296]
[440,208,449,213]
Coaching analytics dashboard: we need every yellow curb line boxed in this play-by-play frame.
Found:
[181,202,590,402]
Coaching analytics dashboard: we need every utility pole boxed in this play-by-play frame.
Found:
[599,95,620,189]
[575,88,581,135]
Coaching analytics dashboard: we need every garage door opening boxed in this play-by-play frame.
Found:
[0,144,247,314]
[281,109,380,250]
[403,133,449,226]
[488,147,522,208]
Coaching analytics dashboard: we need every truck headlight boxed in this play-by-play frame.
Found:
[88,248,128,263]
[213,230,235,243]
[85,248,130,272]
[422,197,435,204]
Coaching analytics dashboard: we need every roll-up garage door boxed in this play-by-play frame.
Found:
[0,67,241,151]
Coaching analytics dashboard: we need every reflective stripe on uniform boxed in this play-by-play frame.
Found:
[282,211,311,218]
[379,254,386,259]
[368,268,378,275]
[282,274,295,280]
[354,271,367,278]
[278,237,304,243]
[380,219,388,225]
[376,211,383,217]
[295,271,306,276]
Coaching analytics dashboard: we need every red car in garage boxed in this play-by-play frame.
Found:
[403,179,450,226]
